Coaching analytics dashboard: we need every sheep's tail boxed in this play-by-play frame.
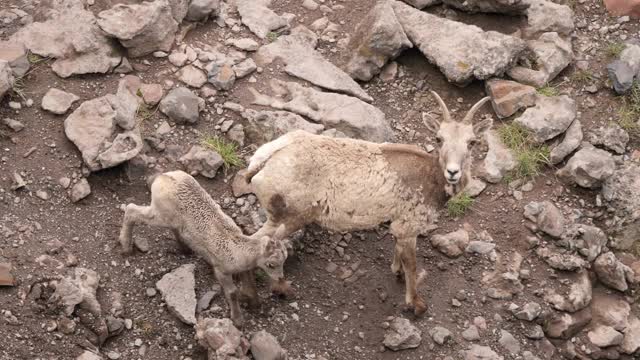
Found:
[246,131,302,181]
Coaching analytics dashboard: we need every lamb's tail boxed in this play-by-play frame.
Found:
[246,131,303,181]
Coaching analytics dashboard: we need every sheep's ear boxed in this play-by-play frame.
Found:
[473,117,493,136]
[422,112,441,135]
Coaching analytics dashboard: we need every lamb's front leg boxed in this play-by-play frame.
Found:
[237,270,259,308]
[119,204,156,255]
[215,269,244,327]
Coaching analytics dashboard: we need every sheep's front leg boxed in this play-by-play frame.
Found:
[398,237,427,316]
[119,204,160,255]
[215,269,244,327]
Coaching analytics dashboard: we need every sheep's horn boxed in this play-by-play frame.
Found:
[462,96,491,124]
[430,90,452,122]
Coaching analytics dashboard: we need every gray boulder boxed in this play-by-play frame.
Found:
[591,293,630,331]
[0,60,14,100]
[64,78,144,172]
[250,80,392,142]
[544,308,592,339]
[0,41,29,77]
[482,252,524,300]
[622,317,640,354]
[603,164,640,250]
[485,78,536,118]
[257,26,373,102]
[186,0,219,22]
[508,32,573,88]
[207,63,236,91]
[594,252,634,292]
[400,0,442,8]
[523,200,565,238]
[156,264,197,325]
[550,119,582,164]
[179,145,224,178]
[344,1,412,81]
[10,6,122,78]
[588,326,623,348]
[536,247,587,271]
[429,326,452,345]
[431,229,469,258]
[562,224,607,262]
[177,65,207,88]
[392,0,525,85]
[232,107,324,145]
[41,88,80,115]
[159,87,201,124]
[482,130,516,183]
[544,270,592,312]
[195,318,249,359]
[499,330,520,354]
[523,0,575,37]
[464,345,504,360]
[168,0,189,23]
[250,330,287,360]
[97,0,178,58]
[589,124,629,154]
[515,95,576,143]
[70,178,92,203]
[236,0,288,39]
[383,317,422,351]
[608,43,640,94]
[556,143,615,189]
[51,267,102,317]
[442,0,528,13]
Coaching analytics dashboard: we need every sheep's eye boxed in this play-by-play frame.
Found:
[435,136,443,144]
[267,263,275,269]
[468,139,477,148]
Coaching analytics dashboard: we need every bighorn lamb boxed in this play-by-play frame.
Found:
[245,92,492,315]
[119,170,289,326]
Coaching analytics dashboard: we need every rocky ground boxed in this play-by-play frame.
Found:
[1,0,640,359]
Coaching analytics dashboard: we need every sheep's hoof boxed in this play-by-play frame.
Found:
[119,247,134,256]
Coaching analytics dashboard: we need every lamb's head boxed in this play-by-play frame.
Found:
[424,91,493,189]
[256,225,288,282]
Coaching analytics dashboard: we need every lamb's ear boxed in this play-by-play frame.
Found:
[273,224,287,241]
[261,236,276,254]
[422,112,441,136]
[473,117,493,137]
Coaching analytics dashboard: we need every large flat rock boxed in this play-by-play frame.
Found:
[391,0,525,85]
[156,264,197,325]
[256,26,373,102]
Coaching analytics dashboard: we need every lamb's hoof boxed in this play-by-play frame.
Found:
[119,247,134,256]
[413,297,427,317]
[239,293,260,308]
[231,314,245,328]
[271,279,295,299]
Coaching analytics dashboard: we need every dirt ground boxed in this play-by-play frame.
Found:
[1,0,639,359]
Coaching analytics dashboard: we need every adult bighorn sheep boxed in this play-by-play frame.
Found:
[244,92,492,315]
[119,170,290,326]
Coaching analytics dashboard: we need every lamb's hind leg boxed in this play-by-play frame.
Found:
[397,236,427,316]
[391,238,404,278]
[119,204,162,255]
[215,269,244,327]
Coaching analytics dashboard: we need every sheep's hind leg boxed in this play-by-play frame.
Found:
[215,269,244,327]
[398,236,427,316]
[119,204,161,255]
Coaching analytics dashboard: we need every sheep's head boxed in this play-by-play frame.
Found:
[257,225,288,282]
[423,91,493,189]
